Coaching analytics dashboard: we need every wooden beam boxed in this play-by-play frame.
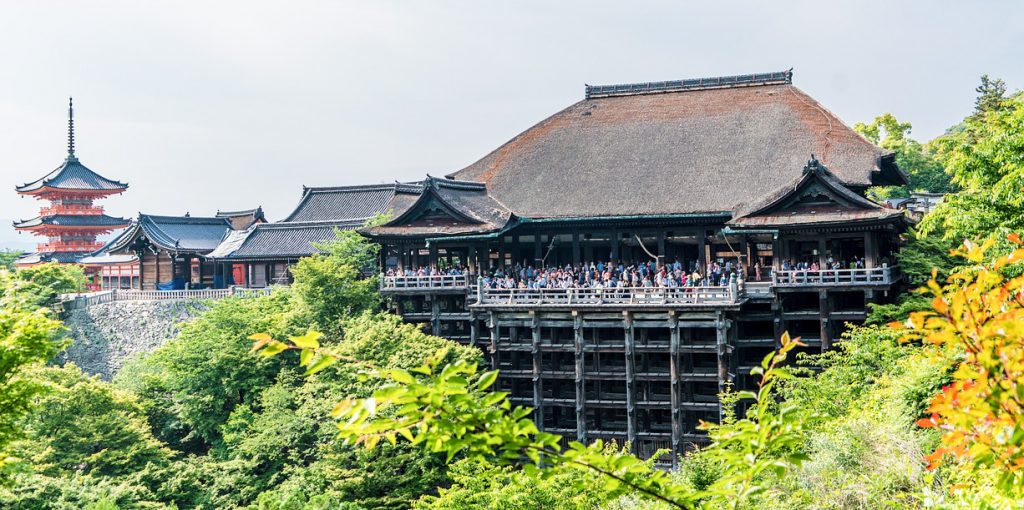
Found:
[819,290,831,352]
[531,312,544,430]
[573,311,587,444]
[623,311,637,451]
[488,311,499,371]
[668,312,682,469]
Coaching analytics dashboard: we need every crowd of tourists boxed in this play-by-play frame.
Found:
[385,254,879,290]
[387,259,745,289]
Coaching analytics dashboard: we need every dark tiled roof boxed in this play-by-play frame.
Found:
[284,184,422,222]
[16,156,128,193]
[107,214,233,253]
[139,214,232,252]
[366,176,513,237]
[218,220,364,260]
[451,71,902,219]
[14,251,90,265]
[585,70,793,99]
[13,214,130,229]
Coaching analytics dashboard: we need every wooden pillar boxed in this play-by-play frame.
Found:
[772,235,782,271]
[716,315,729,421]
[429,244,438,272]
[469,312,479,347]
[497,237,506,269]
[739,236,749,277]
[531,312,544,429]
[657,231,666,267]
[697,227,707,271]
[197,257,204,287]
[573,312,587,444]
[610,231,620,263]
[572,233,581,266]
[623,312,637,450]
[819,290,831,352]
[487,312,499,371]
[533,235,543,268]
[668,312,682,469]
[818,237,827,268]
[864,232,877,268]
[430,297,441,336]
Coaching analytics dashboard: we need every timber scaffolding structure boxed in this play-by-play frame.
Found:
[379,267,901,465]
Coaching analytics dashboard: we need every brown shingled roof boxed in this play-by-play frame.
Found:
[451,72,899,219]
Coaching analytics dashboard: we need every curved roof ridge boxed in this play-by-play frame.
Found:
[16,157,128,193]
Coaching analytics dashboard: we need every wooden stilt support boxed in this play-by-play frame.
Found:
[623,311,637,451]
[573,311,587,444]
[531,312,544,430]
[668,312,682,469]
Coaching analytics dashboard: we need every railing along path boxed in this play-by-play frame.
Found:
[63,287,273,309]
[476,285,738,306]
[772,266,899,286]
[380,273,470,290]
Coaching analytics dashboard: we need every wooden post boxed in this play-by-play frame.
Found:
[610,231,620,263]
[531,312,544,430]
[488,312,499,371]
[819,290,831,352]
[572,233,581,266]
[864,232,877,268]
[818,237,828,268]
[716,315,729,422]
[668,312,681,469]
[573,312,587,444]
[431,297,441,336]
[657,231,666,267]
[772,235,781,272]
[469,312,479,348]
[697,227,707,270]
[534,235,543,268]
[623,312,637,451]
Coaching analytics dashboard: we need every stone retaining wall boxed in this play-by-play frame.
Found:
[59,300,209,380]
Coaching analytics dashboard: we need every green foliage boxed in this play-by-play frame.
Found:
[0,251,21,271]
[116,290,297,450]
[0,273,67,468]
[292,229,381,334]
[255,329,811,509]
[854,113,953,198]
[13,365,172,479]
[920,94,1024,244]
[4,262,87,309]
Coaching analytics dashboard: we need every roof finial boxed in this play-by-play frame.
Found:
[67,97,76,159]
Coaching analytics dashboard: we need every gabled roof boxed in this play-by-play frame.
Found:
[106,214,233,254]
[211,220,364,260]
[364,176,514,238]
[216,206,266,230]
[451,69,905,219]
[727,157,904,228]
[13,214,130,230]
[283,183,422,223]
[16,156,128,194]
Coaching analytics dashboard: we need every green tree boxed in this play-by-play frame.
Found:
[972,74,1008,119]
[5,262,86,309]
[0,251,21,271]
[290,229,381,334]
[854,113,952,198]
[0,274,67,468]
[919,92,1023,245]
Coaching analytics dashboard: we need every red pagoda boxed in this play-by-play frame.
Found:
[14,99,129,278]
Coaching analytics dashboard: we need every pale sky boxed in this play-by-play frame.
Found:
[1,1,1021,250]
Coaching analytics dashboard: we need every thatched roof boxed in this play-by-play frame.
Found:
[451,70,904,219]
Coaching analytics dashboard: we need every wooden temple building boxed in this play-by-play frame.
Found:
[358,70,910,463]
[66,70,910,462]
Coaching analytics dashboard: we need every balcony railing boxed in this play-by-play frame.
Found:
[474,285,739,307]
[772,266,900,287]
[380,273,471,291]
[39,205,104,216]
[37,241,105,252]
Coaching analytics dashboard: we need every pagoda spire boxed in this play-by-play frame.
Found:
[67,97,76,160]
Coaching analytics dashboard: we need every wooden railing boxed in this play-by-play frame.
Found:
[772,266,900,286]
[61,286,273,309]
[380,273,471,291]
[474,284,739,307]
